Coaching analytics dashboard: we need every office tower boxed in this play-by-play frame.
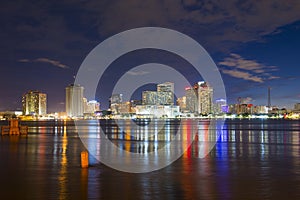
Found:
[109,94,123,114]
[115,101,131,114]
[157,91,173,105]
[109,94,123,106]
[185,86,197,113]
[142,82,174,106]
[157,82,174,92]
[142,91,157,105]
[22,90,47,115]
[294,103,300,111]
[197,81,213,114]
[215,98,227,114]
[157,82,174,105]
[84,99,100,114]
[83,97,88,112]
[177,96,187,111]
[65,84,84,117]
[142,91,173,106]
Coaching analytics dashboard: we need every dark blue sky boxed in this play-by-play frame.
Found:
[1,0,300,112]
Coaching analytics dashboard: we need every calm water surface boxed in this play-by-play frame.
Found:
[0,119,299,199]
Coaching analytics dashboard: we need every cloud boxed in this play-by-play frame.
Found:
[126,71,150,76]
[219,53,279,73]
[268,76,280,80]
[239,97,253,104]
[2,0,300,58]
[19,58,70,69]
[82,0,300,51]
[221,69,264,83]
[18,59,30,62]
[219,53,280,83]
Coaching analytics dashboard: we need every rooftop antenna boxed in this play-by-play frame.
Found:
[268,87,271,108]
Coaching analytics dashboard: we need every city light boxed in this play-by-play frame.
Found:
[0,81,298,120]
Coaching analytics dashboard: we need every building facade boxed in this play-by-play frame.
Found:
[196,81,213,114]
[294,103,300,111]
[177,96,187,112]
[214,98,228,114]
[142,82,174,106]
[135,105,180,118]
[157,82,174,105]
[142,91,157,105]
[185,87,197,113]
[109,94,123,105]
[111,101,131,114]
[84,99,100,114]
[22,90,47,115]
[65,84,84,117]
[178,82,214,114]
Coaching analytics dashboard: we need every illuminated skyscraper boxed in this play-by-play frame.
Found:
[84,99,100,114]
[157,82,174,92]
[65,84,84,117]
[142,82,174,106]
[197,81,213,114]
[185,87,197,113]
[157,82,174,105]
[142,91,174,106]
[214,98,228,114]
[294,103,300,111]
[142,91,157,105]
[185,82,213,114]
[109,94,123,113]
[109,94,123,105]
[22,90,47,115]
[177,96,187,111]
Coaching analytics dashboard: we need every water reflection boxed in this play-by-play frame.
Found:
[78,119,224,173]
[58,121,68,200]
[0,119,299,199]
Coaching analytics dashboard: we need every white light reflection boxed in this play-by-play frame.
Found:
[79,119,223,172]
[59,120,68,200]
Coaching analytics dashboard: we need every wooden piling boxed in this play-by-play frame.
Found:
[9,119,20,135]
[81,151,89,168]
[1,119,28,135]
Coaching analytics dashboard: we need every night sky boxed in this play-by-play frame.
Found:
[1,0,300,112]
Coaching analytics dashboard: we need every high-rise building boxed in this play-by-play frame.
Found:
[185,87,197,113]
[196,81,213,114]
[157,82,174,105]
[84,99,100,114]
[110,101,131,114]
[142,91,173,105]
[294,103,300,111]
[65,84,84,117]
[142,82,174,106]
[22,90,47,115]
[214,98,228,114]
[157,82,174,92]
[142,91,158,105]
[157,91,174,105]
[110,94,123,105]
[109,93,123,112]
[177,96,187,111]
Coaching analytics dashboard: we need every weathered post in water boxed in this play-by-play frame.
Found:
[81,151,89,168]
[9,119,20,135]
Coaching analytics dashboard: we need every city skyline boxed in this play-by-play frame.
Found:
[11,81,299,116]
[1,1,300,112]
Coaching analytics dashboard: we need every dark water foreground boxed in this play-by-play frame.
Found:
[0,119,299,199]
